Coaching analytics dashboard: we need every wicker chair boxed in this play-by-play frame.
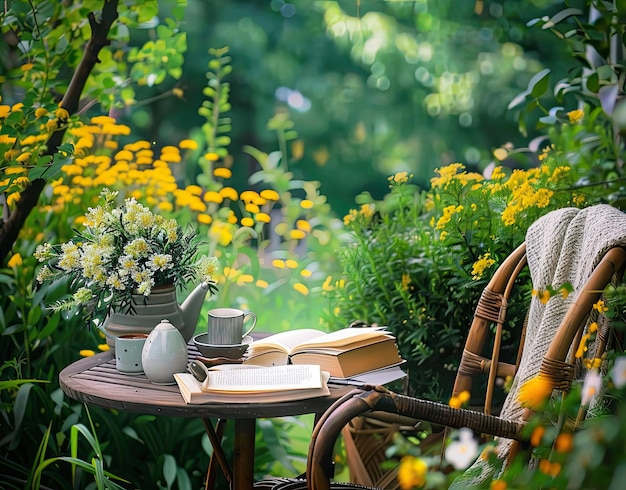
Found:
[256,205,626,490]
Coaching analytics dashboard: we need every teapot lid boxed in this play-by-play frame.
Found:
[155,319,176,330]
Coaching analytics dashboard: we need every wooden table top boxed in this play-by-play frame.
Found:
[59,347,354,419]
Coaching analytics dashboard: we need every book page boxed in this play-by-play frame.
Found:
[202,364,323,393]
[291,327,390,352]
[174,372,331,404]
[247,328,325,355]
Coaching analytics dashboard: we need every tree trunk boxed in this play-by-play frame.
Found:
[0,0,119,264]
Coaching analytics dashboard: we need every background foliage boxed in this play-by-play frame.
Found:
[2,0,626,489]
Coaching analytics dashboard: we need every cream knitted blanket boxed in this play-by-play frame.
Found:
[451,204,626,487]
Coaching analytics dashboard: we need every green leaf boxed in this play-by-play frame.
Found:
[528,68,551,98]
[507,90,528,110]
[10,383,33,450]
[163,454,177,489]
[542,8,583,29]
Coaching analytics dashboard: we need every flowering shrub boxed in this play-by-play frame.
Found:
[34,188,219,319]
[20,49,344,338]
[324,147,597,400]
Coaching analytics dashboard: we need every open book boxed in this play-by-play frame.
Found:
[174,364,330,404]
[244,327,404,379]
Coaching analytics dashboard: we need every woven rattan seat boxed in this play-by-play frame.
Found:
[257,205,626,490]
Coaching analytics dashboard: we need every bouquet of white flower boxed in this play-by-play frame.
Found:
[35,188,219,319]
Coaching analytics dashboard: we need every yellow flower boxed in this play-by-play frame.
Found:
[575,333,590,358]
[518,375,554,409]
[245,203,260,214]
[241,217,254,227]
[98,344,110,352]
[260,189,280,201]
[430,163,465,189]
[538,290,551,304]
[401,273,411,291]
[555,432,573,453]
[7,253,22,267]
[593,300,608,313]
[389,171,409,184]
[539,459,561,477]
[204,152,219,161]
[300,269,312,278]
[255,212,271,223]
[214,167,232,179]
[398,456,427,489]
[198,213,212,225]
[589,322,598,333]
[35,107,48,118]
[55,107,70,120]
[179,138,197,150]
[256,279,269,289]
[204,191,224,204]
[471,253,495,280]
[272,259,285,269]
[490,480,507,490]
[343,209,357,226]
[296,219,311,232]
[293,282,309,296]
[219,187,239,201]
[583,357,602,370]
[301,199,314,209]
[21,63,34,72]
[448,390,470,409]
[567,109,584,123]
[289,229,307,240]
[7,192,21,206]
[530,425,545,447]
[17,152,32,164]
[285,259,298,269]
[80,349,96,357]
[172,87,184,98]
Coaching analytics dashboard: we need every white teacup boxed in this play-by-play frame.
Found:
[207,308,256,345]
[115,333,148,375]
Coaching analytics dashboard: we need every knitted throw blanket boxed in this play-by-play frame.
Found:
[452,204,626,487]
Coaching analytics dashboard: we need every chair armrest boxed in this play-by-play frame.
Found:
[307,386,526,490]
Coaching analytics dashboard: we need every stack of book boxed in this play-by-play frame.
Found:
[175,327,406,404]
[244,327,405,381]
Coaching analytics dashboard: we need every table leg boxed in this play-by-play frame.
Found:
[233,418,256,490]
[202,418,233,488]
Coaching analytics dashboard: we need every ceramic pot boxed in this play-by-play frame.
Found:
[141,319,188,385]
[102,282,212,348]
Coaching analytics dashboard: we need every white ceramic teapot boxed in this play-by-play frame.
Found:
[141,319,188,385]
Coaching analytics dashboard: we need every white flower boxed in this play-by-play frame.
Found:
[612,357,626,389]
[124,237,151,258]
[36,265,53,283]
[34,187,219,318]
[197,255,219,282]
[147,253,173,271]
[34,243,52,261]
[137,281,153,296]
[444,427,478,470]
[581,369,602,406]
[58,241,81,271]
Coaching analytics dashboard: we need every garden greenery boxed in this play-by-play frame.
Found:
[3,1,626,489]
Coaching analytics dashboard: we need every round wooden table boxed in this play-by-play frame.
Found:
[59,349,354,490]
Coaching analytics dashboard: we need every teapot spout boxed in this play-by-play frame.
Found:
[179,282,212,341]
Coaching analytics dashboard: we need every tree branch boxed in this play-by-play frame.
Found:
[0,0,119,264]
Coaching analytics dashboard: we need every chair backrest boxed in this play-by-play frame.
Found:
[308,204,626,490]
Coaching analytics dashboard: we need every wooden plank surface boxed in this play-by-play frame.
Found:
[59,347,353,419]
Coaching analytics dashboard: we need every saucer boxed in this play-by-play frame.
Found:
[192,334,253,359]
